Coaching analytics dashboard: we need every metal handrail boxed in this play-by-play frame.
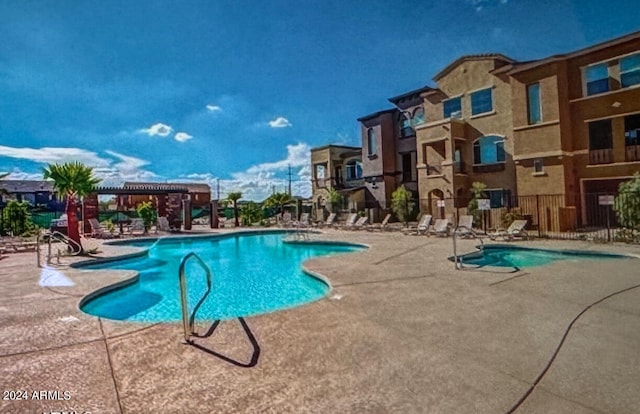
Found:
[452,225,484,270]
[46,231,82,265]
[178,252,213,343]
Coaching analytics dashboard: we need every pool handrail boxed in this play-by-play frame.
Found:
[178,252,213,343]
[452,225,485,271]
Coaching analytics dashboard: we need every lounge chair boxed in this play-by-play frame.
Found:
[406,214,432,235]
[367,213,392,232]
[4,236,39,252]
[351,216,369,230]
[293,212,310,228]
[156,216,177,233]
[488,220,529,241]
[315,213,336,228]
[280,212,293,228]
[89,218,117,238]
[428,218,450,237]
[453,215,475,238]
[127,218,146,236]
[339,213,358,230]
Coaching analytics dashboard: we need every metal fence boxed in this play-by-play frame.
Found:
[322,191,640,243]
[0,206,63,236]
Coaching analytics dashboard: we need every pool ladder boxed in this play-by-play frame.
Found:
[178,252,212,343]
[452,225,485,271]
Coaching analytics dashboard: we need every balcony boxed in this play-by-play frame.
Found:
[453,161,467,174]
[472,162,506,173]
[426,164,443,176]
[344,177,365,188]
[626,145,640,162]
[400,126,415,139]
[589,148,613,165]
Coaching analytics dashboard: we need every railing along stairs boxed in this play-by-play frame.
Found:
[37,231,83,267]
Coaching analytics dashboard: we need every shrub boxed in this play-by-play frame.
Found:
[136,201,157,233]
[391,185,416,226]
[1,200,37,236]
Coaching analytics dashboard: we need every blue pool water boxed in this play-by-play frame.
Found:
[79,232,364,322]
[456,245,627,268]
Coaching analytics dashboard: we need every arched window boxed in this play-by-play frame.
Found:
[367,128,377,155]
[398,113,413,138]
[473,135,505,165]
[346,159,363,180]
[413,107,425,125]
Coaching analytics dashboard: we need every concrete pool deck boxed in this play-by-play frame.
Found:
[1,229,639,413]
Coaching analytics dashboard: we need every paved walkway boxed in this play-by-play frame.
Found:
[1,229,639,413]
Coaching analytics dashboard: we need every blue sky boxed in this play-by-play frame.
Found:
[1,0,639,200]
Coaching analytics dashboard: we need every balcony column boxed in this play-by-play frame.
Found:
[612,118,626,163]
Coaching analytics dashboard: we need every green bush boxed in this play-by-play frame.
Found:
[241,202,263,226]
[136,201,157,233]
[391,185,416,226]
[1,200,37,236]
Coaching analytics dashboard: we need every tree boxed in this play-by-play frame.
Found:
[1,200,36,236]
[326,187,342,213]
[264,192,292,218]
[240,201,263,226]
[226,191,242,227]
[391,185,415,226]
[467,181,487,225]
[43,162,101,251]
[136,201,157,234]
[614,173,640,234]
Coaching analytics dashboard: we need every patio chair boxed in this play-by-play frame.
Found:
[339,213,358,230]
[488,220,529,241]
[127,218,146,236]
[156,216,176,233]
[351,216,369,230]
[89,218,117,239]
[280,212,293,228]
[428,218,451,237]
[6,236,39,252]
[405,214,432,235]
[294,212,310,228]
[367,213,392,232]
[315,213,336,228]
[453,215,475,238]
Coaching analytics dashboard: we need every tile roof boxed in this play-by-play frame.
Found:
[433,53,515,82]
[0,180,55,193]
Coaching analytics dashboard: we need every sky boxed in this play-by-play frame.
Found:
[1,0,639,201]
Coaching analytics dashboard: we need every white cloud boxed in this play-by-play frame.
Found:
[206,104,222,112]
[139,122,173,137]
[466,0,509,12]
[0,145,111,167]
[246,143,310,174]
[174,132,193,142]
[268,117,292,128]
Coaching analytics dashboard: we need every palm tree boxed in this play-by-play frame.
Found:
[226,191,242,227]
[43,162,101,251]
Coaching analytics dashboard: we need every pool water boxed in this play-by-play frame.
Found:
[457,245,626,268]
[79,233,364,322]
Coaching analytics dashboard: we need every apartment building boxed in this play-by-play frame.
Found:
[414,54,517,218]
[508,30,640,227]
[310,144,364,220]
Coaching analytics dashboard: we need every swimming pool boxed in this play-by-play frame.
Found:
[78,232,365,322]
[454,245,628,269]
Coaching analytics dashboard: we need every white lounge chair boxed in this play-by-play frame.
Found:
[127,218,146,236]
[280,212,293,228]
[339,213,358,230]
[156,216,176,232]
[454,215,475,238]
[428,218,450,237]
[367,213,392,232]
[488,220,529,241]
[406,214,432,235]
[351,216,369,230]
[316,212,336,228]
[294,212,310,228]
[89,218,117,238]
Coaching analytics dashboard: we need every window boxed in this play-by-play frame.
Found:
[345,160,363,180]
[625,114,640,146]
[585,63,609,95]
[443,97,462,118]
[534,158,543,173]
[470,88,493,115]
[399,115,413,138]
[315,164,326,187]
[413,107,425,125]
[527,83,542,124]
[367,128,377,155]
[473,135,505,165]
[401,152,416,182]
[484,189,511,208]
[588,120,612,150]
[620,53,640,88]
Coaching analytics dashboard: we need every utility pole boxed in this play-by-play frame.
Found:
[216,179,220,200]
[288,164,292,196]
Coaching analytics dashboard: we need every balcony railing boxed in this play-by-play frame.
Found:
[589,148,613,165]
[626,145,640,162]
[426,164,443,175]
[472,162,506,173]
[400,126,415,138]
[344,177,365,187]
[453,161,466,174]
